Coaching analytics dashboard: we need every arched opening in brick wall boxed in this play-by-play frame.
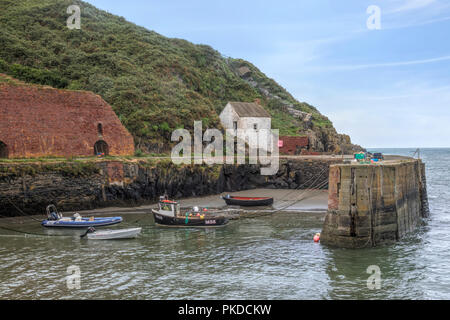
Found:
[0,141,8,159]
[94,140,109,156]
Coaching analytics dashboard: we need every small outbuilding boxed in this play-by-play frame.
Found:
[279,136,309,155]
[219,101,271,133]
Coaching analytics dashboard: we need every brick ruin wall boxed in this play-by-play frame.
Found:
[0,84,134,158]
[279,136,309,155]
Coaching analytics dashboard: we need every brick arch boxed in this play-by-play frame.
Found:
[0,141,8,158]
[94,140,109,156]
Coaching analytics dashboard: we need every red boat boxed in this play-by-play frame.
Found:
[222,195,274,206]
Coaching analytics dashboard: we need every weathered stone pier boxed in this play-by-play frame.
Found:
[321,159,429,248]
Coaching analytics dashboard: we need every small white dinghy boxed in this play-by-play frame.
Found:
[81,227,142,240]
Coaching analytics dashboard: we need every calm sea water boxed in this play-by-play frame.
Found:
[0,148,449,300]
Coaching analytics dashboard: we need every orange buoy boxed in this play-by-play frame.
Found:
[313,233,321,243]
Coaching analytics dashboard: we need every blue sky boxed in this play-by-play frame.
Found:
[86,0,450,148]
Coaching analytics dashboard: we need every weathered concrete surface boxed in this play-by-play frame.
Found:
[321,159,429,248]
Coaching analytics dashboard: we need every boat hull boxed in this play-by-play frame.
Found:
[152,210,229,227]
[42,217,123,228]
[222,196,274,207]
[87,228,142,240]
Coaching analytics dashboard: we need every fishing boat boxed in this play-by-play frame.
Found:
[81,227,142,240]
[41,205,123,228]
[222,194,274,206]
[151,197,229,227]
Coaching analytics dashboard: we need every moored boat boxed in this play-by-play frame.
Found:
[152,197,229,227]
[222,195,274,206]
[41,205,123,228]
[81,227,142,240]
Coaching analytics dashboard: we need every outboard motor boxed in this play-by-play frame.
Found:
[46,204,61,221]
[80,227,96,238]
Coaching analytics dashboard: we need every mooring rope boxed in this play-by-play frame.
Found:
[4,196,44,222]
[0,221,74,238]
[236,177,329,221]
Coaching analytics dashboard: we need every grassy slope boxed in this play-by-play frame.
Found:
[0,0,358,153]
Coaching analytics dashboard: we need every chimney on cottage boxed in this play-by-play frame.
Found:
[254,98,261,105]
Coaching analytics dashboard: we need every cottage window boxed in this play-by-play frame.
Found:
[233,121,238,130]
[253,123,258,130]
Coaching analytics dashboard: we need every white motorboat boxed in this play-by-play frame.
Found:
[81,227,142,240]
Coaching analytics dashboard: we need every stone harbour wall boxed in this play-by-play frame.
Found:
[0,158,341,216]
[321,159,429,248]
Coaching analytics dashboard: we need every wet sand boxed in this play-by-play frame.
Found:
[73,188,328,216]
[0,189,328,225]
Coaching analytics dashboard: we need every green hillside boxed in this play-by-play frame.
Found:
[0,0,362,154]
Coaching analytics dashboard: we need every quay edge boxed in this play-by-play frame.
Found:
[321,159,430,248]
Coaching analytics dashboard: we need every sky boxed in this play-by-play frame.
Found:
[86,0,450,148]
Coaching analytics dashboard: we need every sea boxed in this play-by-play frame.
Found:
[0,148,449,299]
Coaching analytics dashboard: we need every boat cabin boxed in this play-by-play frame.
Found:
[158,199,181,217]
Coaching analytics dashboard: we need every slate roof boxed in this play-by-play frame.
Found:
[228,102,271,118]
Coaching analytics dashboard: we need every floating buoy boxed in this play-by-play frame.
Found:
[313,233,321,243]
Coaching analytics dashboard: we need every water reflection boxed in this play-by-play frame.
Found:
[323,225,427,299]
[1,146,449,301]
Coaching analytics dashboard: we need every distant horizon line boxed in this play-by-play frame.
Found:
[365,147,450,149]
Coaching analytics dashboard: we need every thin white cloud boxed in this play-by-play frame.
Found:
[311,55,450,72]
[380,0,450,29]
[381,15,450,30]
[388,0,436,13]
[346,85,450,101]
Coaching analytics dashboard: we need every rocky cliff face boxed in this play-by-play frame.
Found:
[0,159,341,216]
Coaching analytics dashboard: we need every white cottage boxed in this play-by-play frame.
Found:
[219,101,271,133]
[219,101,273,151]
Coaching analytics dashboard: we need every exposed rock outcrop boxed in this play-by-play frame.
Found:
[0,159,341,216]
